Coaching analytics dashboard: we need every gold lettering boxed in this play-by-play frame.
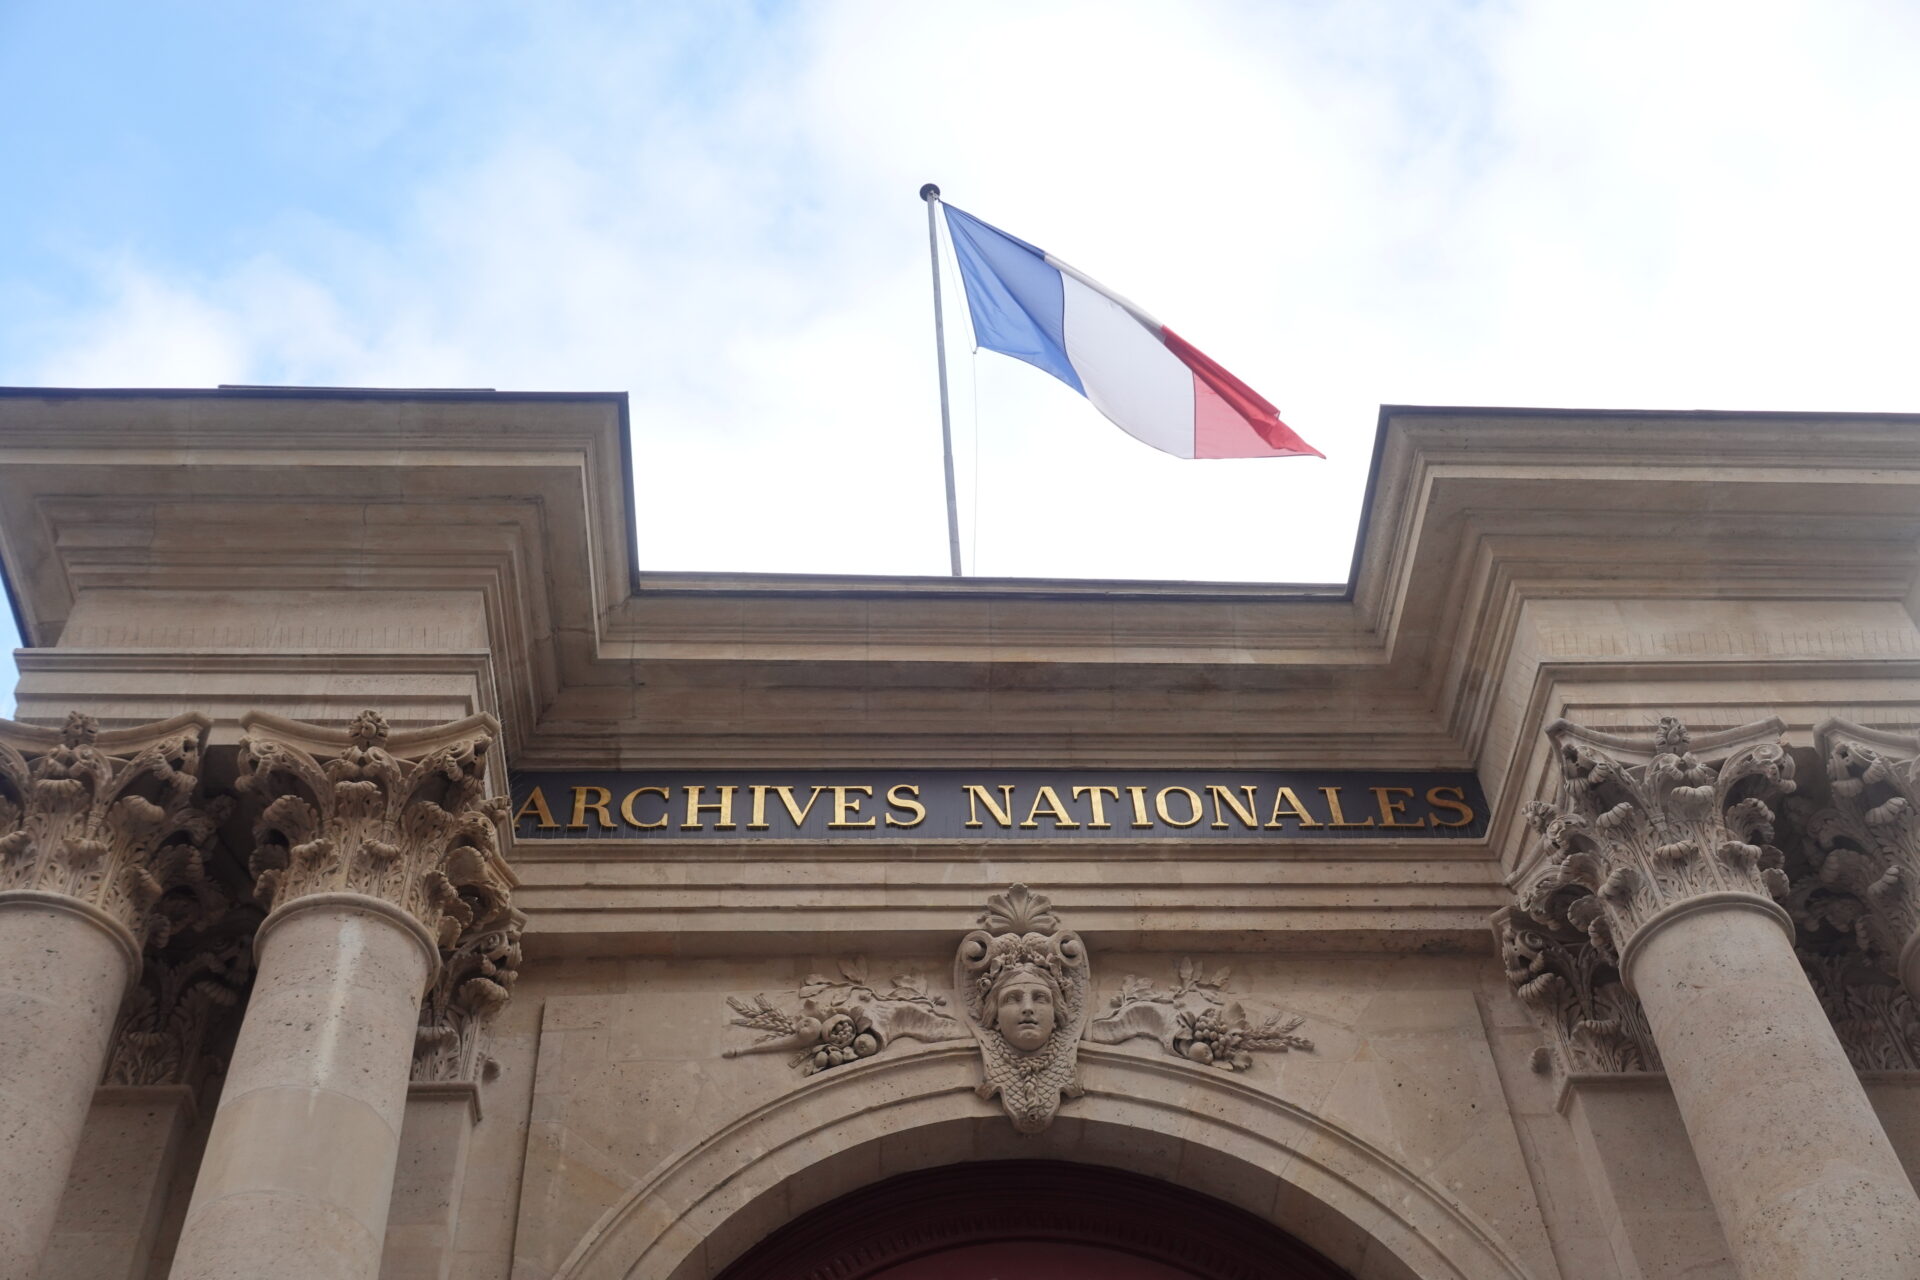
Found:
[1072,785,1119,829]
[1207,784,1260,830]
[568,786,614,830]
[1321,786,1375,828]
[681,784,737,831]
[884,783,926,828]
[1125,785,1153,828]
[1426,786,1477,829]
[829,785,876,829]
[963,784,1017,828]
[773,785,828,828]
[513,786,559,829]
[748,785,771,830]
[1371,786,1424,829]
[1265,787,1323,829]
[1155,786,1203,828]
[1021,785,1080,830]
[619,786,670,830]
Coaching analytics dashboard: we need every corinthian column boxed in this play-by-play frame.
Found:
[167,710,511,1280]
[0,711,224,1276]
[1510,716,1920,1279]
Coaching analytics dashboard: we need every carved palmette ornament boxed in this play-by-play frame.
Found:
[956,884,1090,1133]
[0,711,230,948]
[1513,717,1796,964]
[237,710,513,949]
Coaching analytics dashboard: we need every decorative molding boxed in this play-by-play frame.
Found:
[236,709,511,950]
[0,710,229,952]
[955,884,1090,1133]
[1087,957,1314,1070]
[1508,716,1796,978]
[722,957,966,1076]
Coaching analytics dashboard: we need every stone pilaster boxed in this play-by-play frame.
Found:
[0,711,225,1277]
[168,710,511,1280]
[1507,715,1920,1280]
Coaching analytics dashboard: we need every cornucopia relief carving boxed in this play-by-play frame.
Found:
[1088,957,1314,1070]
[724,956,967,1075]
[722,884,1315,1131]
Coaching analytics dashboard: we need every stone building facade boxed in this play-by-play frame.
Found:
[2,387,1919,1279]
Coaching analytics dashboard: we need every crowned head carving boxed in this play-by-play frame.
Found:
[956,884,1090,1132]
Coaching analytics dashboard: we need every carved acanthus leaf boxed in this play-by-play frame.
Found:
[236,710,511,944]
[105,911,258,1087]
[1495,904,1660,1074]
[1514,717,1795,960]
[0,711,229,946]
[1784,722,1920,972]
[413,876,525,1083]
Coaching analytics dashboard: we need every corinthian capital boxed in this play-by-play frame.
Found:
[0,710,229,950]
[1511,716,1796,975]
[237,710,512,948]
[1789,720,1920,990]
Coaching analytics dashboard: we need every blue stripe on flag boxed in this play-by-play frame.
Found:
[942,205,1085,395]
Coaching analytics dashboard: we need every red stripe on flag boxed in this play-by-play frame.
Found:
[1160,326,1323,459]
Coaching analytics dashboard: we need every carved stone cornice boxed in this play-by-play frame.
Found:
[1788,720,1920,993]
[236,710,512,958]
[1510,716,1797,985]
[0,711,229,964]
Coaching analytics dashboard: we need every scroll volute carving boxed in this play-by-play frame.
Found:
[1514,716,1796,964]
[0,710,230,948]
[236,710,513,947]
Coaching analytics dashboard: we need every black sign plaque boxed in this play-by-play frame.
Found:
[509,769,1487,842]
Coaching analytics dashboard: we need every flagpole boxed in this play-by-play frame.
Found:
[920,182,964,577]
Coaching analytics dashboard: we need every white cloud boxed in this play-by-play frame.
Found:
[11,0,1920,585]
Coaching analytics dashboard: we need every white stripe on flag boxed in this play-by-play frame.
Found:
[1060,272,1195,458]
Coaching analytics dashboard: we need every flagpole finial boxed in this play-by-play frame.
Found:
[919,183,941,202]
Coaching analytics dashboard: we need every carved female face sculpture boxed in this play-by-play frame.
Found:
[993,977,1057,1052]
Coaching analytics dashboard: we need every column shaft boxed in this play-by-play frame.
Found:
[0,896,137,1277]
[1629,901,1920,1278]
[167,897,433,1280]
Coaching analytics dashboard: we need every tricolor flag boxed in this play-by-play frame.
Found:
[942,203,1321,460]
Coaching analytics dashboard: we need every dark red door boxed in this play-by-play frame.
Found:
[716,1160,1356,1280]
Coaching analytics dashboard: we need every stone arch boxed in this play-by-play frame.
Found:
[550,1044,1538,1280]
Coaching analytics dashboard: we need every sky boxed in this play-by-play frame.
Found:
[3,0,1920,714]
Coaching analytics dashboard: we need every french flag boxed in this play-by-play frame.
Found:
[942,203,1322,461]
